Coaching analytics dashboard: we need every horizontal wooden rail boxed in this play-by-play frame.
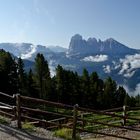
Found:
[0,106,12,110]
[93,116,114,122]
[129,106,140,110]
[102,107,123,112]
[126,116,140,121]
[21,106,73,119]
[0,102,14,108]
[0,92,14,99]
[79,118,140,132]
[20,95,73,109]
[0,110,15,118]
[78,106,125,119]
[48,117,66,122]
[21,115,62,127]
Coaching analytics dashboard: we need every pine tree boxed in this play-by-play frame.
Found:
[55,65,64,102]
[17,57,27,95]
[34,53,51,99]
[80,69,90,107]
[103,77,117,108]
[0,49,18,94]
[116,86,127,107]
[27,69,38,98]
[89,72,99,108]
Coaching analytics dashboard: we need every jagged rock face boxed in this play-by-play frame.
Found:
[67,34,138,56]
[68,34,87,55]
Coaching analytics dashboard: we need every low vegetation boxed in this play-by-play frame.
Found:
[22,121,36,132]
[0,116,8,124]
[54,128,81,140]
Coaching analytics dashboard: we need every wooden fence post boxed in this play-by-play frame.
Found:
[16,94,21,129]
[72,104,78,140]
[12,94,16,120]
[123,105,127,126]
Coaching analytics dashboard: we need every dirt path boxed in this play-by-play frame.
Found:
[0,124,63,140]
[82,126,140,140]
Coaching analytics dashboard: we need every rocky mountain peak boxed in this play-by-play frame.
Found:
[71,34,83,41]
[67,34,138,56]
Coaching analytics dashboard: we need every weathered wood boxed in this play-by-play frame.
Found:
[78,117,140,132]
[0,102,14,108]
[78,106,125,119]
[21,115,62,127]
[0,110,15,118]
[72,104,78,140]
[129,106,140,110]
[48,117,66,122]
[123,105,127,126]
[0,92,14,99]
[0,106,12,110]
[102,107,123,112]
[20,95,73,109]
[21,106,72,118]
[16,94,21,129]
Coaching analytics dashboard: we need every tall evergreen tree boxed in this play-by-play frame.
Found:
[34,53,51,99]
[89,72,99,108]
[17,57,27,95]
[0,49,18,94]
[103,77,117,108]
[116,86,127,107]
[55,65,64,102]
[80,69,90,107]
[27,69,38,98]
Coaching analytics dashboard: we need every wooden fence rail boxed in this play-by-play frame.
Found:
[0,92,140,140]
[20,95,73,109]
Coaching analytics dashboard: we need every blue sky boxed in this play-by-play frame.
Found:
[0,0,140,48]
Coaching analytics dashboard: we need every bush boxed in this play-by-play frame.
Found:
[22,121,36,132]
[0,116,8,124]
[54,128,81,140]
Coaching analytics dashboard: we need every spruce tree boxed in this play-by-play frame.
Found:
[34,53,51,99]
[0,50,18,94]
[17,57,27,95]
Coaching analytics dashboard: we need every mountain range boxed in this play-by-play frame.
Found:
[0,34,140,95]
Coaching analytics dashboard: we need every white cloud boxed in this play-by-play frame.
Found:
[21,45,37,59]
[123,71,135,78]
[82,55,108,62]
[124,83,140,96]
[49,60,56,77]
[119,54,140,78]
[103,65,111,73]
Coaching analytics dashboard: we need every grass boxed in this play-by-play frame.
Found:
[22,121,36,132]
[78,109,140,132]
[54,128,81,140]
[0,116,8,124]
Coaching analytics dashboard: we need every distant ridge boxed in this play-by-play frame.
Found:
[0,34,140,93]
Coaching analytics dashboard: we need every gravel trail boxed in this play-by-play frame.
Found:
[0,124,63,140]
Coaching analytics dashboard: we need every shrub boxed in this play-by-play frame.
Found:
[22,121,36,132]
[54,128,81,140]
[0,116,8,124]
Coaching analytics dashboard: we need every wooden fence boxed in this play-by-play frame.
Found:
[0,92,140,140]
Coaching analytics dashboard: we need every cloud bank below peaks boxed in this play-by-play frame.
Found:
[82,55,108,62]
[119,54,140,78]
